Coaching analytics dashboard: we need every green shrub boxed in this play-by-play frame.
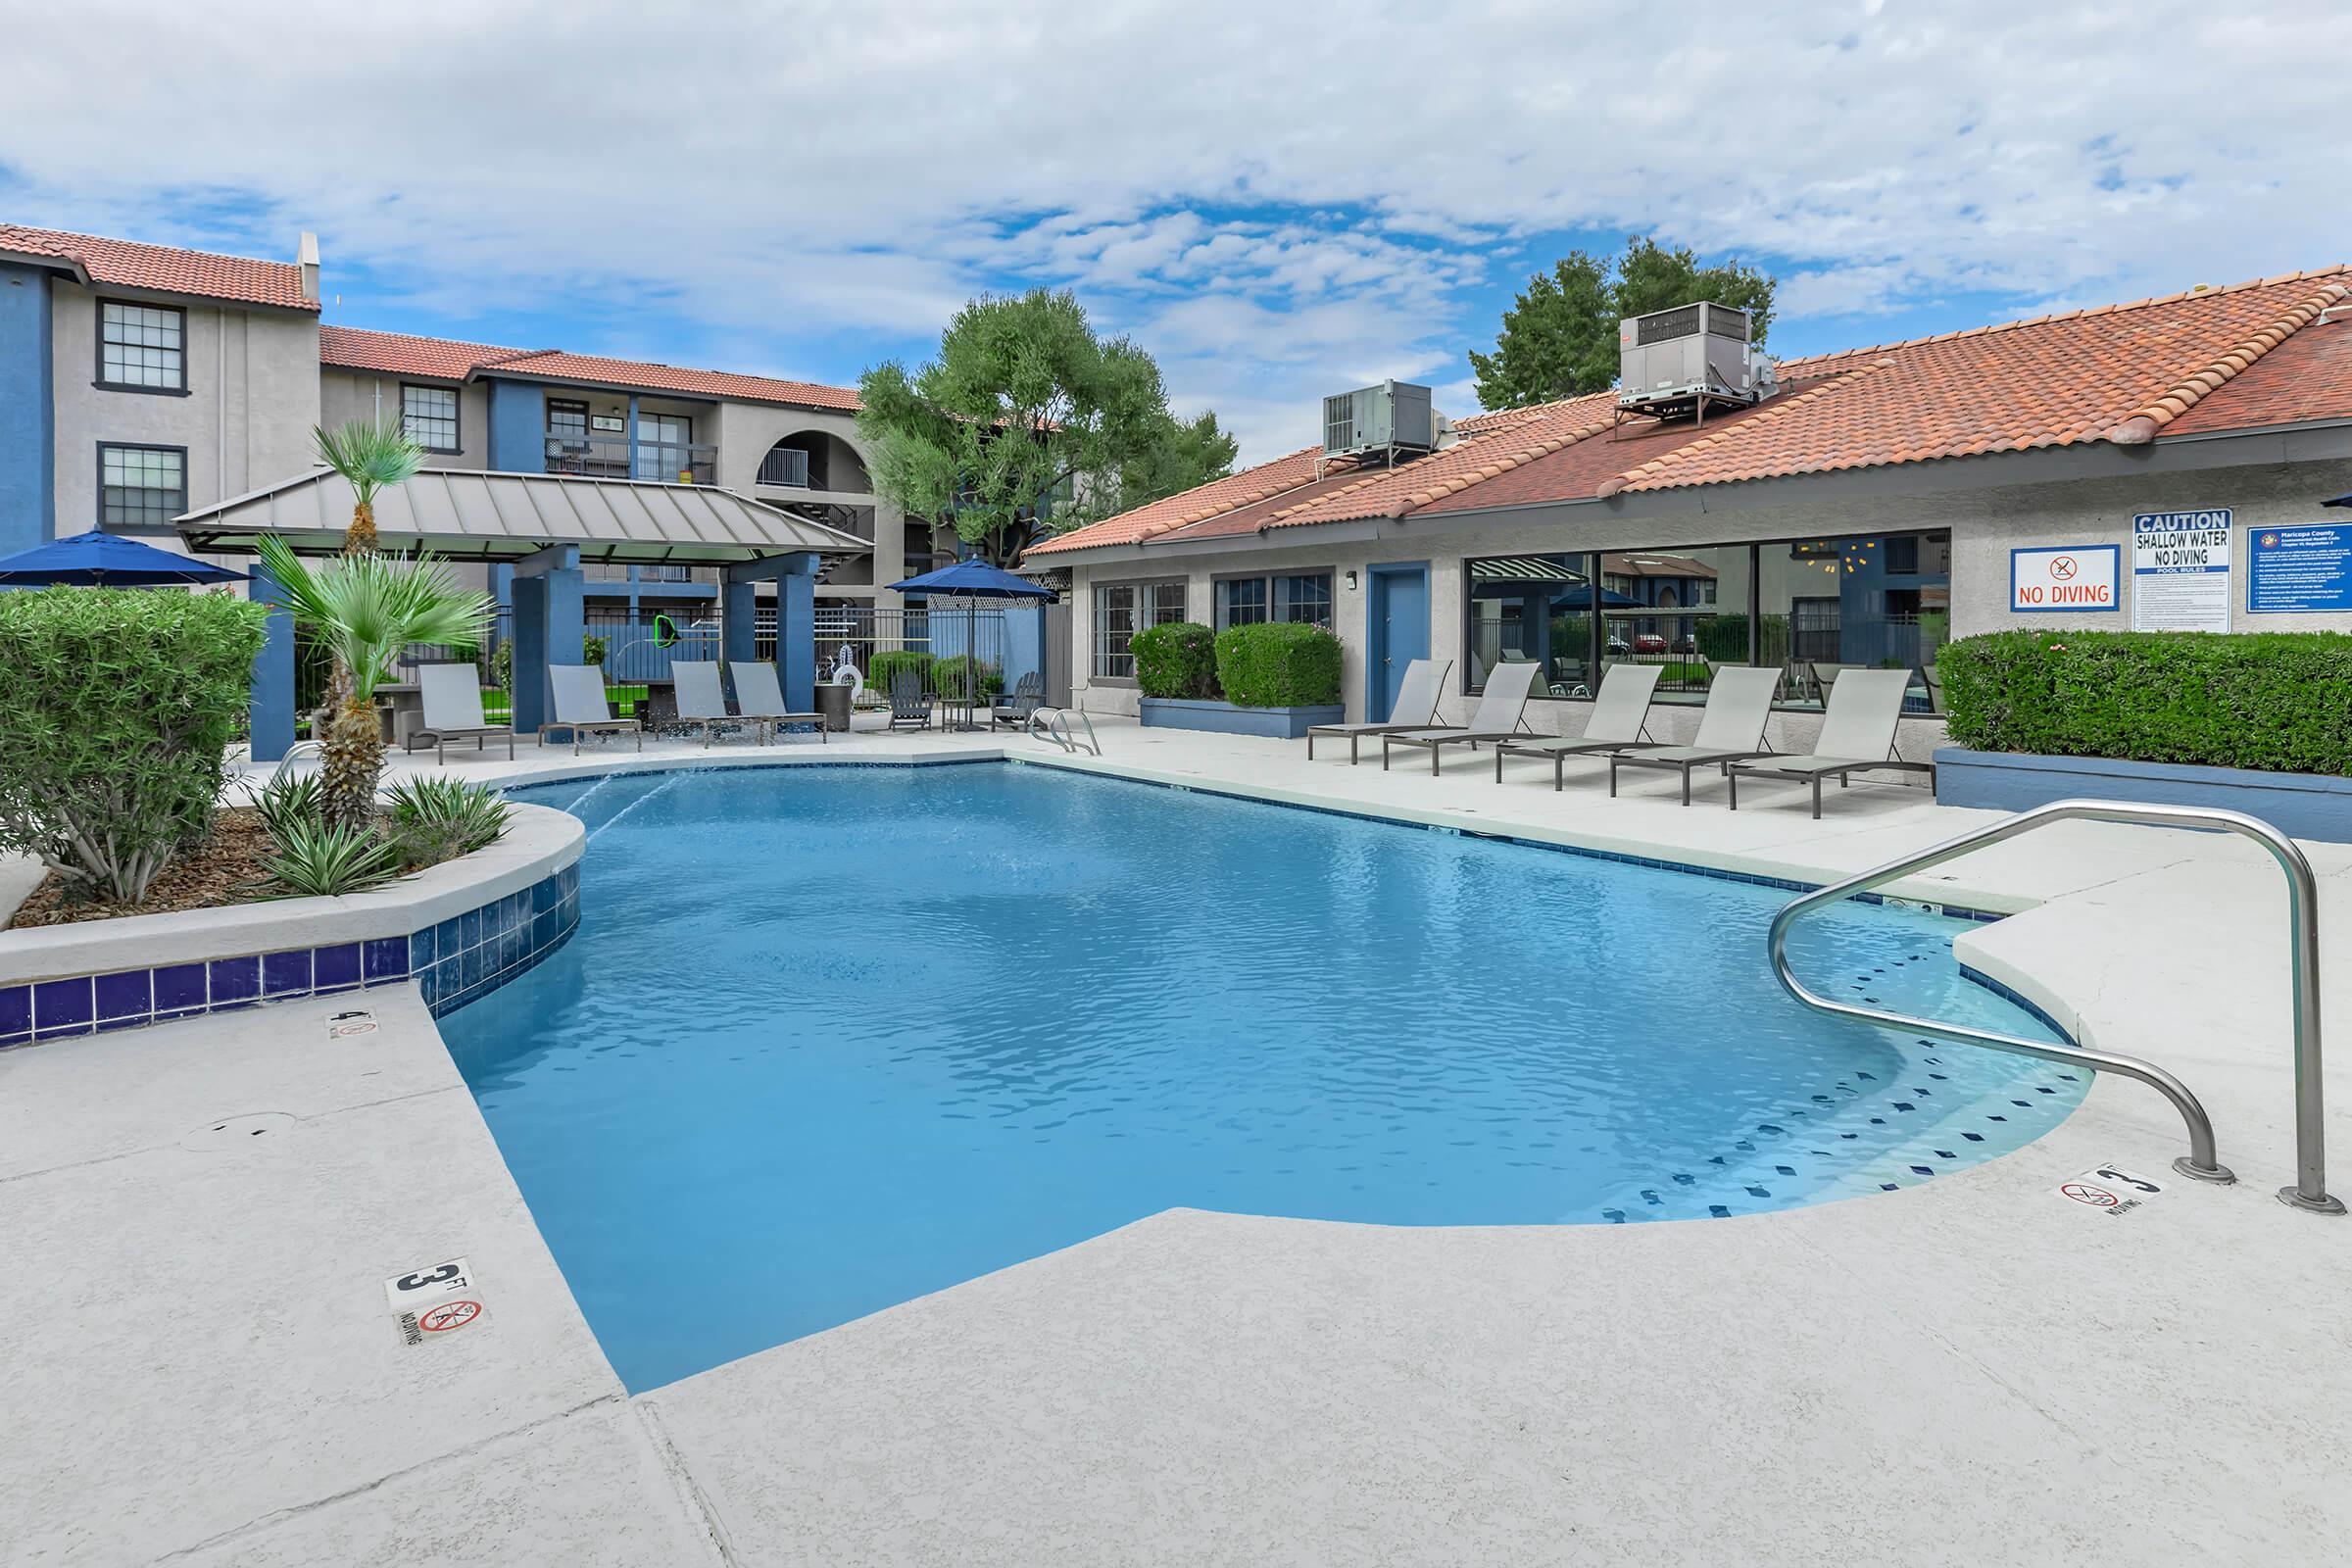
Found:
[1214,621,1344,708]
[261,816,406,899]
[0,588,268,904]
[1132,621,1219,699]
[1940,630,2352,774]
[1694,613,1749,662]
[931,653,1004,699]
[867,649,932,694]
[385,776,514,865]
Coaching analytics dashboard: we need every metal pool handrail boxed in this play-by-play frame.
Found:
[1026,707,1101,756]
[267,739,323,788]
[1766,797,2342,1215]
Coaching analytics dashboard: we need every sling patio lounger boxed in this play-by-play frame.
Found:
[1603,665,1782,806]
[732,662,827,744]
[1491,663,1663,788]
[1726,667,1934,817]
[671,661,762,747]
[539,662,644,755]
[412,662,514,764]
[1304,657,1451,762]
[1380,660,1542,774]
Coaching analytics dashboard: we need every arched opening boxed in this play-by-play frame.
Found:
[758,430,871,493]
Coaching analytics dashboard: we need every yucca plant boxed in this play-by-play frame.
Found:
[261,815,407,899]
[385,776,514,864]
[256,536,495,832]
[251,770,325,842]
[315,418,424,557]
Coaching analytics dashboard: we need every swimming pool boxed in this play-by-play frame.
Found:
[441,763,2086,1391]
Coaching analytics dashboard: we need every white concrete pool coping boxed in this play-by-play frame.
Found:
[5,716,2349,1564]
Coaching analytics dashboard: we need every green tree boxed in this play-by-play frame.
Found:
[1469,238,1777,410]
[858,290,1236,566]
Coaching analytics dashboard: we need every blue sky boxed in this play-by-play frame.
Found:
[4,2,2346,463]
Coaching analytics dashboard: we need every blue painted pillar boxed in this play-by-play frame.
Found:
[0,262,56,555]
[721,576,757,699]
[626,394,641,480]
[511,548,584,734]
[779,554,818,711]
[486,380,546,472]
[247,561,296,762]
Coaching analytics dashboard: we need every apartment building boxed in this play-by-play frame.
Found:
[0,223,933,612]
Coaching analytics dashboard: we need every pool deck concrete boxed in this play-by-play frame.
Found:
[5,717,2349,1564]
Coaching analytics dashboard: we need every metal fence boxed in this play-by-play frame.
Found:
[811,604,1007,696]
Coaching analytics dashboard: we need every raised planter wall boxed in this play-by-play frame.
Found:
[1140,697,1346,740]
[0,804,583,1048]
[1935,748,2352,843]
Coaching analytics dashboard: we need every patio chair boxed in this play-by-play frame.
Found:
[1380,660,1541,774]
[1304,657,1452,762]
[887,668,933,732]
[1491,663,1664,789]
[1808,662,1863,700]
[671,661,759,747]
[411,662,514,764]
[1726,668,1933,817]
[992,670,1046,731]
[733,661,827,745]
[539,663,644,755]
[1921,662,1944,714]
[1604,665,1782,806]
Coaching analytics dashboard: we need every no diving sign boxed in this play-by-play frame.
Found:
[385,1256,488,1346]
[2055,1165,2165,1217]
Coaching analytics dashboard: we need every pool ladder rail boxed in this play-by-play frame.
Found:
[1767,798,2342,1216]
[1026,707,1102,757]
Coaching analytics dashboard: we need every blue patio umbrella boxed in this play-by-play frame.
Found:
[0,530,249,587]
[886,559,1055,728]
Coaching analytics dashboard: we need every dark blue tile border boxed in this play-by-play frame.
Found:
[4,861,579,1047]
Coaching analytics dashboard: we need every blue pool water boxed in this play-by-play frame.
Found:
[441,764,2086,1391]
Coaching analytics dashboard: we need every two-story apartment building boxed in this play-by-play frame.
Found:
[0,222,935,616]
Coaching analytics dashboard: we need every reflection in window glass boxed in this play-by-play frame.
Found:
[1275,572,1332,625]
[1464,553,1597,698]
[1756,531,1950,709]
[1216,577,1267,628]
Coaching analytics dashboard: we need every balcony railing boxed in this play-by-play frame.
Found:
[544,431,716,486]
[757,448,810,488]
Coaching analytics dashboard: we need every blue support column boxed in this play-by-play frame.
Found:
[486,379,547,472]
[626,394,640,480]
[247,561,296,762]
[0,262,56,556]
[721,576,757,701]
[511,545,583,735]
[779,562,816,712]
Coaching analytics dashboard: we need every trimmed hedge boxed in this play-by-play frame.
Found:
[1132,620,1219,699]
[1213,621,1343,708]
[0,588,269,903]
[1940,630,2352,775]
[866,649,932,694]
[931,653,1004,699]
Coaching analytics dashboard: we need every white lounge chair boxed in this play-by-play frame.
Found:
[671,660,758,747]
[1727,668,1933,816]
[732,662,826,744]
[539,663,643,754]
[1603,665,1781,806]
[412,662,513,764]
[1380,660,1542,774]
[1304,657,1452,763]
[1491,663,1664,788]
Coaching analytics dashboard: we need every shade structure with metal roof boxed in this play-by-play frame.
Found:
[174,466,870,564]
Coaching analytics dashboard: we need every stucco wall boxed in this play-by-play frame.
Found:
[319,369,491,469]
[713,402,904,604]
[1063,451,2352,764]
[48,282,318,534]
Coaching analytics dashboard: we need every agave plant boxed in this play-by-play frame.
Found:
[261,815,407,899]
[385,775,514,863]
[314,418,424,557]
[256,536,495,832]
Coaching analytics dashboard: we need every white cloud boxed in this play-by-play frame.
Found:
[2,0,2346,461]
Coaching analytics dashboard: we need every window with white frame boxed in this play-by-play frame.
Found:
[98,301,184,390]
[1093,579,1187,678]
[99,444,185,528]
[1214,570,1332,631]
[401,384,460,452]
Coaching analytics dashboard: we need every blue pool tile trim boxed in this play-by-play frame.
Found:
[2,861,578,1047]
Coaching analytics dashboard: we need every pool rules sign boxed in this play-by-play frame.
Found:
[2132,509,2234,633]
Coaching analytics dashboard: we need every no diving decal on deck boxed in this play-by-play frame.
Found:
[2055,1165,2165,1217]
[385,1257,487,1346]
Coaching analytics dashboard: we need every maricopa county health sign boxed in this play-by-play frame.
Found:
[2010,545,2119,612]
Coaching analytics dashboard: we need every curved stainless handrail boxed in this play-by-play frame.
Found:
[267,739,324,788]
[1767,797,2341,1214]
[1025,707,1101,757]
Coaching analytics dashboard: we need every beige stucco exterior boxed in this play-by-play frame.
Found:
[318,368,492,470]
[48,281,318,538]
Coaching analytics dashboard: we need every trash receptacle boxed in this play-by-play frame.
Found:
[816,682,853,733]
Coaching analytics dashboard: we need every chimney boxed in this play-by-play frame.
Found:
[297,231,320,306]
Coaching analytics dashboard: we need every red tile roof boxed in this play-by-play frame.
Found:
[318,324,529,380]
[1037,266,2352,558]
[0,222,315,310]
[476,349,861,413]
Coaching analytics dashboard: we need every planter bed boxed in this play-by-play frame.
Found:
[1141,697,1346,740]
[1934,748,2352,843]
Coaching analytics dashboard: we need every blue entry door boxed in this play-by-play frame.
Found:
[1367,563,1431,721]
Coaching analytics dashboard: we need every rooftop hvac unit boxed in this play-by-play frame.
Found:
[1323,380,1437,460]
[1615,301,1775,419]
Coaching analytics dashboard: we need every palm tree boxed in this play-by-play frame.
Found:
[314,418,423,557]
[256,536,494,831]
